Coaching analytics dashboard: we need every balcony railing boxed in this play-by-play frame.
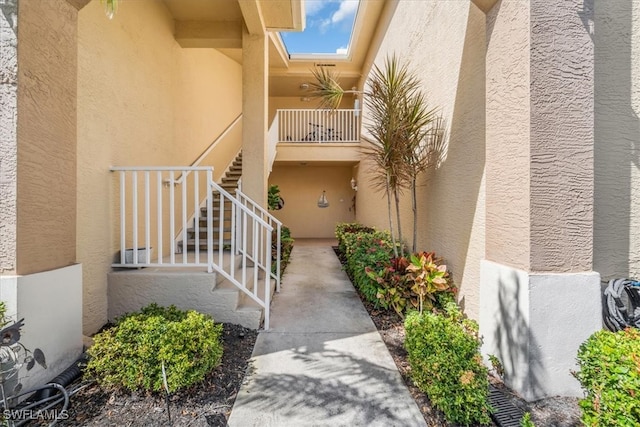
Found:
[277,109,360,143]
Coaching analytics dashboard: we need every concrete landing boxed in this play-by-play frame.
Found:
[228,242,426,427]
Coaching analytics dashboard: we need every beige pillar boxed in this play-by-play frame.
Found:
[481,0,600,401]
[241,28,269,207]
[0,0,86,391]
[0,0,83,275]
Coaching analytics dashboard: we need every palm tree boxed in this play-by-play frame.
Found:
[400,96,446,252]
[311,54,445,256]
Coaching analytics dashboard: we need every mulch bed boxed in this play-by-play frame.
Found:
[332,246,581,427]
[52,323,257,427]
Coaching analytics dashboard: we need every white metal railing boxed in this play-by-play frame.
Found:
[268,113,279,173]
[278,109,360,143]
[236,180,283,293]
[111,166,275,329]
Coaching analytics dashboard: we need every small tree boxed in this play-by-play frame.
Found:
[311,54,445,254]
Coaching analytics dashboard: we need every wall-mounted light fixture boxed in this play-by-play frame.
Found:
[317,190,329,208]
[300,83,310,90]
[350,178,358,192]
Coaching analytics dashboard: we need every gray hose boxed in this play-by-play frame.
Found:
[603,278,640,331]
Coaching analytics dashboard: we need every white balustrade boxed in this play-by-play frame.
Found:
[277,109,360,143]
[110,166,275,329]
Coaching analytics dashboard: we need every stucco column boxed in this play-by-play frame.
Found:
[241,29,268,207]
[0,0,86,389]
[481,0,600,401]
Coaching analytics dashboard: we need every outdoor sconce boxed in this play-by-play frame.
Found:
[317,190,329,208]
[350,178,358,192]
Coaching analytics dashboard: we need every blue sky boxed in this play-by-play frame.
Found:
[281,0,360,55]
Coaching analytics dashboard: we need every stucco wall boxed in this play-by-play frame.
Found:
[268,165,355,238]
[0,0,18,274]
[529,0,594,273]
[594,0,640,280]
[356,1,486,318]
[485,0,531,271]
[15,0,78,275]
[78,0,242,334]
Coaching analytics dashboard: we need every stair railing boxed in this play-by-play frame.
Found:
[111,166,274,329]
[236,179,283,293]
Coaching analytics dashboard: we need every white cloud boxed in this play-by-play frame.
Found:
[305,0,329,17]
[336,46,348,55]
[331,0,358,24]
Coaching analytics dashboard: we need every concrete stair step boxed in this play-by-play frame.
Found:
[107,258,263,329]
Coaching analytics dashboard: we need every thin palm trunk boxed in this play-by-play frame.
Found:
[394,187,404,257]
[412,177,418,253]
[386,176,399,258]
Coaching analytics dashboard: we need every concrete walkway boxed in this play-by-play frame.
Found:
[228,240,426,427]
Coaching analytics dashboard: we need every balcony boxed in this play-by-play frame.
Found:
[276,109,360,143]
[269,109,361,167]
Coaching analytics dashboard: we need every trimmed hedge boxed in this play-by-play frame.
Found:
[575,327,640,426]
[87,304,223,393]
[405,305,492,425]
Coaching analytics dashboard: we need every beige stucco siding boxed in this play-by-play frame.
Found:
[269,165,355,238]
[529,0,594,273]
[485,0,531,271]
[594,0,640,280]
[0,0,18,273]
[357,1,486,319]
[78,0,242,334]
[15,0,79,275]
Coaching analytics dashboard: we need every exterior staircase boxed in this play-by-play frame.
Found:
[178,151,243,253]
[108,151,278,330]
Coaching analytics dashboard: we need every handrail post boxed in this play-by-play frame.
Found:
[276,223,281,292]
[207,169,213,273]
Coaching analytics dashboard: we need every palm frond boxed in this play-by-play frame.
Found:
[307,67,345,110]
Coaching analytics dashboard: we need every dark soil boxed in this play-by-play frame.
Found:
[52,323,257,427]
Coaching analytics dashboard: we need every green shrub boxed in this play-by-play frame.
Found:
[345,230,395,303]
[335,222,375,255]
[574,327,640,426]
[87,304,223,393]
[405,305,492,425]
[273,225,294,275]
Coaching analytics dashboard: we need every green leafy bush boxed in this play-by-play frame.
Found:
[335,223,455,314]
[574,327,640,426]
[405,304,492,425]
[272,225,294,276]
[86,304,223,393]
[335,222,375,255]
[344,230,395,303]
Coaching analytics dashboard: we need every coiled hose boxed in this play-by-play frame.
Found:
[603,278,640,331]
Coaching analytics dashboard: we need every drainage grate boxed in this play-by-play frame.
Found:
[489,384,526,427]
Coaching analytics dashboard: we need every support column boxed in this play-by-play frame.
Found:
[481,0,601,401]
[241,28,269,207]
[0,0,86,389]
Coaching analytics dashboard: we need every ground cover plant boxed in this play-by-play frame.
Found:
[574,327,640,426]
[86,304,223,393]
